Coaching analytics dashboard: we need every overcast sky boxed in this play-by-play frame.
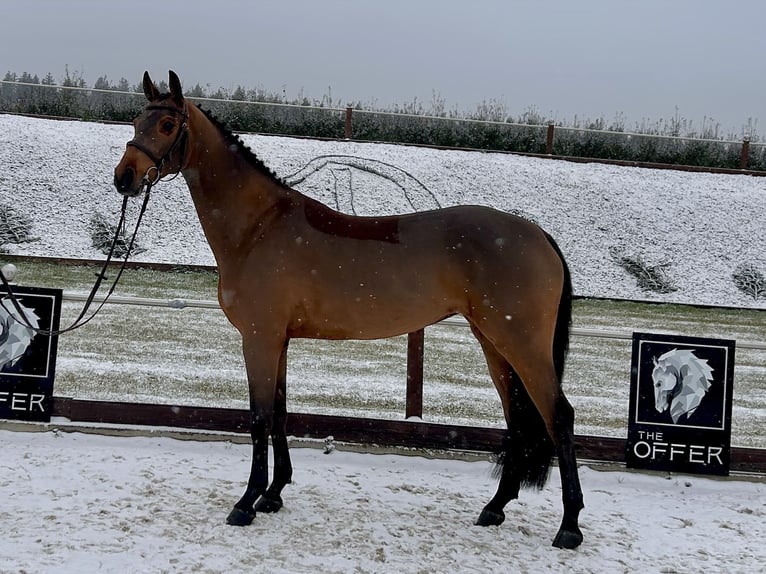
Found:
[2,0,765,136]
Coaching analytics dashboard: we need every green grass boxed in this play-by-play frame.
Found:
[5,260,765,448]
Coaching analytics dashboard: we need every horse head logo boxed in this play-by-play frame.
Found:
[0,298,40,371]
[651,349,714,423]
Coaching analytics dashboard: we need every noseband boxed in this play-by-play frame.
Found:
[127,103,189,185]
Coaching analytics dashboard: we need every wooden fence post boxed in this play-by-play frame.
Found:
[345,106,353,139]
[740,137,750,169]
[546,123,555,154]
[406,329,424,419]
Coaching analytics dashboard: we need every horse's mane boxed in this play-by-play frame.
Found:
[194,103,285,185]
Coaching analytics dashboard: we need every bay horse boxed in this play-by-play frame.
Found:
[114,71,584,549]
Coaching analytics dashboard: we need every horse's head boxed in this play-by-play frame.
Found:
[651,358,678,414]
[114,70,189,196]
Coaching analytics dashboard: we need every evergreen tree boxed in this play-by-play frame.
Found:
[94,75,111,90]
[62,65,87,88]
[185,83,206,98]
[210,87,227,100]
[231,85,246,101]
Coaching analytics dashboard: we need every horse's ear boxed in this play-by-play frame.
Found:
[168,70,184,106]
[653,357,658,367]
[143,71,160,102]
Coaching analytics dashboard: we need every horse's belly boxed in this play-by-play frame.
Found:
[289,289,458,340]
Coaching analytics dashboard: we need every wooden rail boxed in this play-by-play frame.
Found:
[50,397,766,474]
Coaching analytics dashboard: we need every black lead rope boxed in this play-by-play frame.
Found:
[0,185,153,337]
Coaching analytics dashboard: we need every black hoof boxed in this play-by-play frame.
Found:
[552,526,583,549]
[475,507,505,527]
[254,494,283,514]
[226,506,255,526]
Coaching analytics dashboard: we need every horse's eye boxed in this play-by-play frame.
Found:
[161,120,175,134]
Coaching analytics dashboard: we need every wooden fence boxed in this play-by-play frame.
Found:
[3,80,766,173]
[14,267,753,475]
[49,397,766,474]
[2,254,764,474]
[340,106,763,173]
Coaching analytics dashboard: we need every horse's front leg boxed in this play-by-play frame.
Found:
[226,334,284,526]
[254,341,292,513]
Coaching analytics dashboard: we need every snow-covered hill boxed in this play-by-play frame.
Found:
[1,113,764,309]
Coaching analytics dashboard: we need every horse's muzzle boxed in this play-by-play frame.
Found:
[114,167,143,197]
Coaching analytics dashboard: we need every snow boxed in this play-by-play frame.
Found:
[1,113,766,571]
[1,113,765,309]
[2,428,764,573]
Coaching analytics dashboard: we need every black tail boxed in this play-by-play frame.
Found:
[493,232,571,490]
[545,231,572,384]
[494,373,555,489]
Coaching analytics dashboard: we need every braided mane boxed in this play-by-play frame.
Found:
[195,103,285,185]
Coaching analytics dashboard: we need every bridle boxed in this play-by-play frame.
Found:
[0,103,190,336]
[126,102,189,188]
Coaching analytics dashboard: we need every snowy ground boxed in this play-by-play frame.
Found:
[1,113,765,308]
[2,428,765,574]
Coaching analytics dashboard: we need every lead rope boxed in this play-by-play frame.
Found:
[0,184,153,336]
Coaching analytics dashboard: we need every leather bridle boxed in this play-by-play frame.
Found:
[126,103,189,186]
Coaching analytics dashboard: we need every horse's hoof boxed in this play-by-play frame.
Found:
[552,526,583,549]
[475,507,505,527]
[254,494,283,514]
[226,506,255,526]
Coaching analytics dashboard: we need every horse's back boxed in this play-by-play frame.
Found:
[272,202,566,340]
[398,204,565,294]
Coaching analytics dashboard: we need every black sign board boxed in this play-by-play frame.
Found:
[0,285,62,422]
[626,332,735,476]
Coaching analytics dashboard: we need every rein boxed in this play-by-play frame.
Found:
[0,102,191,336]
[0,184,153,337]
[0,104,189,337]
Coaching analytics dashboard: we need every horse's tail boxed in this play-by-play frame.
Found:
[545,231,572,385]
[493,232,570,490]
[495,375,555,489]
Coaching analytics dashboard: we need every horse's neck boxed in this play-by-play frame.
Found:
[181,111,292,263]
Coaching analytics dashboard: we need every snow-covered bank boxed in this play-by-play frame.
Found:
[1,113,764,309]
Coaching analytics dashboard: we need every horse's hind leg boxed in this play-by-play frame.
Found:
[255,342,293,513]
[471,326,553,528]
[470,321,583,548]
[551,394,584,549]
[509,352,583,549]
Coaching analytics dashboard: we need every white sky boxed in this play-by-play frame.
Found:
[2,0,765,136]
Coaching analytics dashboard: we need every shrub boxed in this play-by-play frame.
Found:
[1,70,761,169]
[0,202,35,249]
[610,247,677,294]
[89,212,143,258]
[732,263,766,300]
